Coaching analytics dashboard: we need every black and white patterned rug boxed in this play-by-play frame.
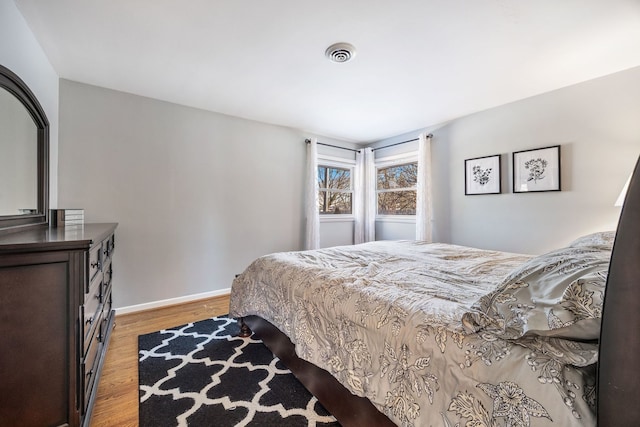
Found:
[138,316,340,427]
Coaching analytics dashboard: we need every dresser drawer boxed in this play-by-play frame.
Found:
[102,234,114,264]
[103,283,113,315]
[82,273,103,348]
[81,320,103,413]
[87,266,103,300]
[87,244,102,289]
[107,234,115,255]
[101,291,114,342]
[102,258,113,297]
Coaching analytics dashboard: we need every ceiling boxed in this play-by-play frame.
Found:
[15,0,640,143]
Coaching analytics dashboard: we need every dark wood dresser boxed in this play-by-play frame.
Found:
[0,223,117,427]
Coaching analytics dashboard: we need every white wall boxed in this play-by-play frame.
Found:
[375,66,640,254]
[58,80,354,308]
[0,0,59,208]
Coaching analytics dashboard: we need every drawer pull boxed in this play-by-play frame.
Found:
[86,316,94,325]
[104,268,112,287]
[90,260,101,269]
[86,369,93,379]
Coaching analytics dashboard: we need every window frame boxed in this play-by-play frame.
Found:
[375,152,418,221]
[317,155,356,220]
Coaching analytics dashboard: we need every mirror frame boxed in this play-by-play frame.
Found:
[0,64,49,235]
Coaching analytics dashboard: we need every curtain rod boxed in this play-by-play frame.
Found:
[372,133,433,152]
[305,133,433,153]
[305,139,361,153]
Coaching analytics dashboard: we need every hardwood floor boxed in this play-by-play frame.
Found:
[89,294,230,427]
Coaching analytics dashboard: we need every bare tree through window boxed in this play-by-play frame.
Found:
[377,162,417,215]
[318,166,352,214]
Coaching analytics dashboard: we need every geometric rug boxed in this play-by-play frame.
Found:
[138,316,340,427]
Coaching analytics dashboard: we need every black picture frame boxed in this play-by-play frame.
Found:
[465,154,501,195]
[513,145,561,193]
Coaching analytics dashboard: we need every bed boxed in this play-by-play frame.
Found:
[229,158,640,427]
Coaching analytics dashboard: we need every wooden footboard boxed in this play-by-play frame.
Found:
[240,315,396,427]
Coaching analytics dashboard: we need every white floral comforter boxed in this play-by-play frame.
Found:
[230,240,602,427]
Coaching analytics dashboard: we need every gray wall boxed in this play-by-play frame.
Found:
[0,0,59,207]
[376,66,640,254]
[58,80,352,308]
[444,66,639,254]
[57,59,640,309]
[320,220,354,247]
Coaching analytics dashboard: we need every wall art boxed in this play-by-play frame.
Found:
[513,145,561,193]
[465,154,501,195]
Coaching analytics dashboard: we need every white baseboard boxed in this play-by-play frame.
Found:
[115,288,231,315]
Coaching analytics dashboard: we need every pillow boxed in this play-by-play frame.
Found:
[462,244,611,342]
[461,244,611,366]
[568,230,615,249]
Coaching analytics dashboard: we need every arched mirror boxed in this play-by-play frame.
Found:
[0,64,49,234]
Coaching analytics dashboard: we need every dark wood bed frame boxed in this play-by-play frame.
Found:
[240,157,640,426]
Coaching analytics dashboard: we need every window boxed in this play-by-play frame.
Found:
[377,162,417,215]
[318,165,353,214]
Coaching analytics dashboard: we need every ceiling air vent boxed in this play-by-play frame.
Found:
[325,43,356,63]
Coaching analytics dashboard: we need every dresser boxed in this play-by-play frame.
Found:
[0,223,117,427]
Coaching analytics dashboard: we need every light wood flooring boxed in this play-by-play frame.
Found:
[89,294,231,427]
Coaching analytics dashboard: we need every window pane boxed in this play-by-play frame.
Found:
[318,166,327,189]
[326,192,352,214]
[318,165,352,214]
[327,167,351,190]
[319,165,351,190]
[378,191,416,215]
[319,191,352,214]
[377,163,418,190]
[318,190,327,213]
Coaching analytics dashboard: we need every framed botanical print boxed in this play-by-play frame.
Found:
[465,154,501,195]
[513,145,561,193]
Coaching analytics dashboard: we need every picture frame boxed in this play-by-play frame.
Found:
[465,154,501,195]
[513,145,561,193]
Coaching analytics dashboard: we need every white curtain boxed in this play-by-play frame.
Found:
[304,138,320,250]
[416,133,433,242]
[363,147,376,242]
[353,149,365,244]
[354,148,376,244]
